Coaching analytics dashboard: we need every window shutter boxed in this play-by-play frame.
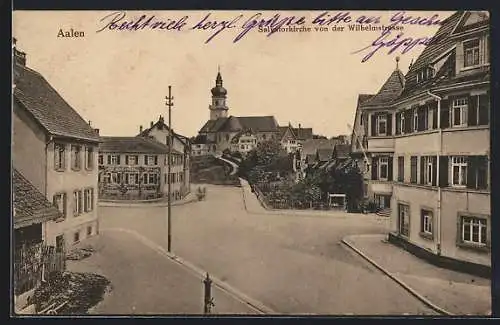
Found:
[395,113,401,135]
[154,156,158,165]
[432,103,438,129]
[371,114,376,136]
[107,155,111,164]
[125,155,129,165]
[404,109,412,133]
[432,156,437,186]
[439,156,449,187]
[468,95,478,126]
[417,107,425,131]
[477,156,488,189]
[420,156,425,184]
[478,93,489,125]
[117,155,121,165]
[125,173,129,184]
[371,157,378,180]
[63,193,67,217]
[388,157,393,181]
[467,156,477,189]
[386,113,392,136]
[440,99,450,128]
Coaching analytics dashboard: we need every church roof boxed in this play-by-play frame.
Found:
[292,127,313,140]
[13,64,100,142]
[199,116,279,133]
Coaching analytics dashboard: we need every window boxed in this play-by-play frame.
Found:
[110,154,120,165]
[397,156,404,182]
[73,190,83,216]
[127,173,139,185]
[451,156,467,187]
[145,155,157,166]
[421,209,433,236]
[452,98,468,127]
[147,173,157,184]
[71,145,81,170]
[85,146,94,170]
[422,156,434,185]
[126,155,138,165]
[398,203,410,236]
[54,143,66,170]
[463,39,480,67]
[461,216,487,246]
[73,231,80,243]
[110,172,119,184]
[84,188,93,212]
[98,154,103,165]
[376,114,387,136]
[87,226,93,236]
[379,157,389,181]
[263,134,266,140]
[410,156,418,184]
[53,193,67,219]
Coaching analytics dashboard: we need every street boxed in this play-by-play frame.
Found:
[94,183,437,315]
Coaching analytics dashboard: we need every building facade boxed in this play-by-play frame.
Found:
[98,137,187,201]
[138,116,191,196]
[278,123,314,154]
[230,129,258,155]
[351,11,490,268]
[13,43,100,251]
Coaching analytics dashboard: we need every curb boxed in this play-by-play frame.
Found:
[341,237,454,316]
[98,197,198,208]
[102,228,275,315]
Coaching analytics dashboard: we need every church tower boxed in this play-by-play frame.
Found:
[209,67,229,120]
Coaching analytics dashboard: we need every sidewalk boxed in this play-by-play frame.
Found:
[67,232,259,315]
[240,178,387,221]
[98,191,198,208]
[342,234,491,316]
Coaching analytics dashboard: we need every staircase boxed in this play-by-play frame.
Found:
[376,208,391,218]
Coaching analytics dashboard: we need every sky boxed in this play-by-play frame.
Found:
[12,10,454,138]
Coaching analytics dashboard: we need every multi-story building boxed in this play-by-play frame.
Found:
[230,129,258,155]
[138,116,191,196]
[98,136,187,201]
[351,11,490,271]
[278,123,314,154]
[13,41,101,251]
[191,135,216,157]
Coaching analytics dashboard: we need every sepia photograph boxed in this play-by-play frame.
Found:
[11,10,491,316]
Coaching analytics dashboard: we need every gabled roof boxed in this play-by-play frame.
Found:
[333,144,351,159]
[292,127,313,140]
[236,116,279,132]
[13,65,100,142]
[317,148,334,162]
[13,168,61,229]
[99,136,181,154]
[399,11,475,99]
[138,117,189,146]
[362,69,405,108]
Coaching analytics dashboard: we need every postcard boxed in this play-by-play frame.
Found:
[11,10,491,316]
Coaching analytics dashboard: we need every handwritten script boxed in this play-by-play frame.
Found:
[96,11,445,62]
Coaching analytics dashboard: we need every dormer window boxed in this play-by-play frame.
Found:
[416,67,435,83]
[463,39,480,68]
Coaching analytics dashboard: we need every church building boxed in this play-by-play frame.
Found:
[196,69,280,154]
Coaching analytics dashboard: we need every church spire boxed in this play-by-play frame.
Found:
[216,66,223,87]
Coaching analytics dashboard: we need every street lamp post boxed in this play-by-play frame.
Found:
[166,86,174,253]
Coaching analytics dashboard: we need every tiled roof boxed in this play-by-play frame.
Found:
[278,126,290,139]
[399,11,464,99]
[100,136,181,154]
[238,116,279,132]
[333,144,351,159]
[13,169,61,229]
[301,138,341,155]
[358,94,374,105]
[138,118,189,146]
[292,127,313,140]
[362,69,405,107]
[317,148,334,162]
[13,65,100,142]
[192,134,215,144]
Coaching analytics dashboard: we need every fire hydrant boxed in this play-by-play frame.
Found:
[203,273,215,314]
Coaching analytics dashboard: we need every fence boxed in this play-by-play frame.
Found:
[14,243,66,296]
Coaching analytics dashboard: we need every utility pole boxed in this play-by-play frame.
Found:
[166,86,174,253]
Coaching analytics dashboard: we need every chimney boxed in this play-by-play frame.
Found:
[139,125,143,133]
[298,123,302,129]
[88,120,92,126]
[13,38,26,67]
[150,121,154,128]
